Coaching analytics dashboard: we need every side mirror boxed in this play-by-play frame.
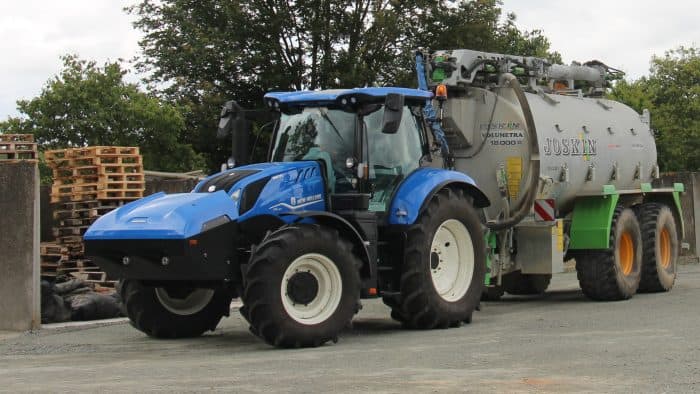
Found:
[217,100,250,166]
[217,101,242,139]
[381,93,404,134]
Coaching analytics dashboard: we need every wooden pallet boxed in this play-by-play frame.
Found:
[0,141,37,152]
[0,134,34,142]
[53,205,119,220]
[45,146,140,161]
[59,259,96,269]
[53,225,90,237]
[0,137,38,162]
[0,151,37,161]
[51,181,145,197]
[52,173,145,187]
[71,271,108,282]
[40,243,68,256]
[51,190,144,203]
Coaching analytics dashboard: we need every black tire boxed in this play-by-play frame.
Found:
[481,285,505,301]
[576,207,642,301]
[119,280,232,338]
[242,224,361,348]
[502,271,551,295]
[390,187,486,329]
[637,203,678,292]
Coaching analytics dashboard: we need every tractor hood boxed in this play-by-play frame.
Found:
[83,161,326,241]
[83,191,237,240]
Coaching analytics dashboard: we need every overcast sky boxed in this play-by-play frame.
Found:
[0,1,698,120]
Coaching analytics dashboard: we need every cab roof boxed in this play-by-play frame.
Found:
[264,87,432,107]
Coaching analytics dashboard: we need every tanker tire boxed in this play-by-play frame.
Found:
[119,280,232,339]
[576,207,642,301]
[392,187,486,329]
[637,203,678,292]
[242,224,361,348]
[481,285,505,301]
[502,272,551,295]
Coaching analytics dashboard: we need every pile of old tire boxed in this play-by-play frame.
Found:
[41,277,125,323]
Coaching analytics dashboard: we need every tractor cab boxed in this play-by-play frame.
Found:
[263,88,434,214]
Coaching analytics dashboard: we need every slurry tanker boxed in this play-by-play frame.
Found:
[84,49,683,348]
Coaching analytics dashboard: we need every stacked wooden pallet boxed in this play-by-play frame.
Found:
[46,146,145,203]
[41,146,146,290]
[0,134,37,162]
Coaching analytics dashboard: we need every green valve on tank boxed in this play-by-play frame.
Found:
[484,64,497,73]
[432,68,446,82]
[511,66,525,75]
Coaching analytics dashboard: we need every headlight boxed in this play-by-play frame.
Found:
[231,188,242,202]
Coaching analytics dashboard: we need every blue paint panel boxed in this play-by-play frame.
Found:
[388,168,480,225]
[265,87,432,105]
[238,163,326,221]
[84,161,328,241]
[83,191,238,240]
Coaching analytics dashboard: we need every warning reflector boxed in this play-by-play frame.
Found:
[534,199,556,221]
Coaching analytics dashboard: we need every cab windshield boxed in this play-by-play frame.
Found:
[270,104,425,209]
[271,108,356,192]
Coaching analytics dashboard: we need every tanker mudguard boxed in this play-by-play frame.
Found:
[388,168,490,225]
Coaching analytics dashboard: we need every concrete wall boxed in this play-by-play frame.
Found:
[144,178,199,196]
[0,162,40,330]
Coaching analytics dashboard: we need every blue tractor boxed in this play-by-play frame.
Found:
[84,87,490,347]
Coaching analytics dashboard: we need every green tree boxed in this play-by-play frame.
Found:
[611,46,700,171]
[0,55,205,172]
[129,0,560,169]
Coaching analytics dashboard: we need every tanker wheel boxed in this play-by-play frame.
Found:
[119,280,232,338]
[481,285,505,301]
[242,224,361,348]
[576,207,642,301]
[637,203,678,292]
[390,187,486,329]
[502,271,552,295]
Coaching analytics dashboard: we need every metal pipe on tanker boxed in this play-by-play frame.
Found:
[548,64,602,83]
[485,73,540,231]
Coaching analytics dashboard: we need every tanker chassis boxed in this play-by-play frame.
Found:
[83,49,683,348]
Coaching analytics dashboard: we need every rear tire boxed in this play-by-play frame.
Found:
[481,285,504,301]
[242,224,361,348]
[389,187,486,329]
[502,272,551,295]
[576,207,642,301]
[637,203,678,292]
[120,280,232,338]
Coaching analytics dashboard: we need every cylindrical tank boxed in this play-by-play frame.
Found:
[442,86,657,219]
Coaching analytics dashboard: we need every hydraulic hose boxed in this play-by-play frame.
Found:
[486,73,540,231]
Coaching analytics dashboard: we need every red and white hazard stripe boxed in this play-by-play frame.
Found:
[534,199,556,221]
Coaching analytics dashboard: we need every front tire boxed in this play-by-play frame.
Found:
[119,280,232,338]
[242,224,361,348]
[389,187,486,329]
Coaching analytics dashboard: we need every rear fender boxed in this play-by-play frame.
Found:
[388,168,490,225]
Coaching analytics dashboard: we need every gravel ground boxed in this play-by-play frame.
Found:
[1,264,698,393]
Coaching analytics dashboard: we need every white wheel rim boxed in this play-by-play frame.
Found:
[281,253,343,325]
[155,287,215,316]
[430,219,475,302]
